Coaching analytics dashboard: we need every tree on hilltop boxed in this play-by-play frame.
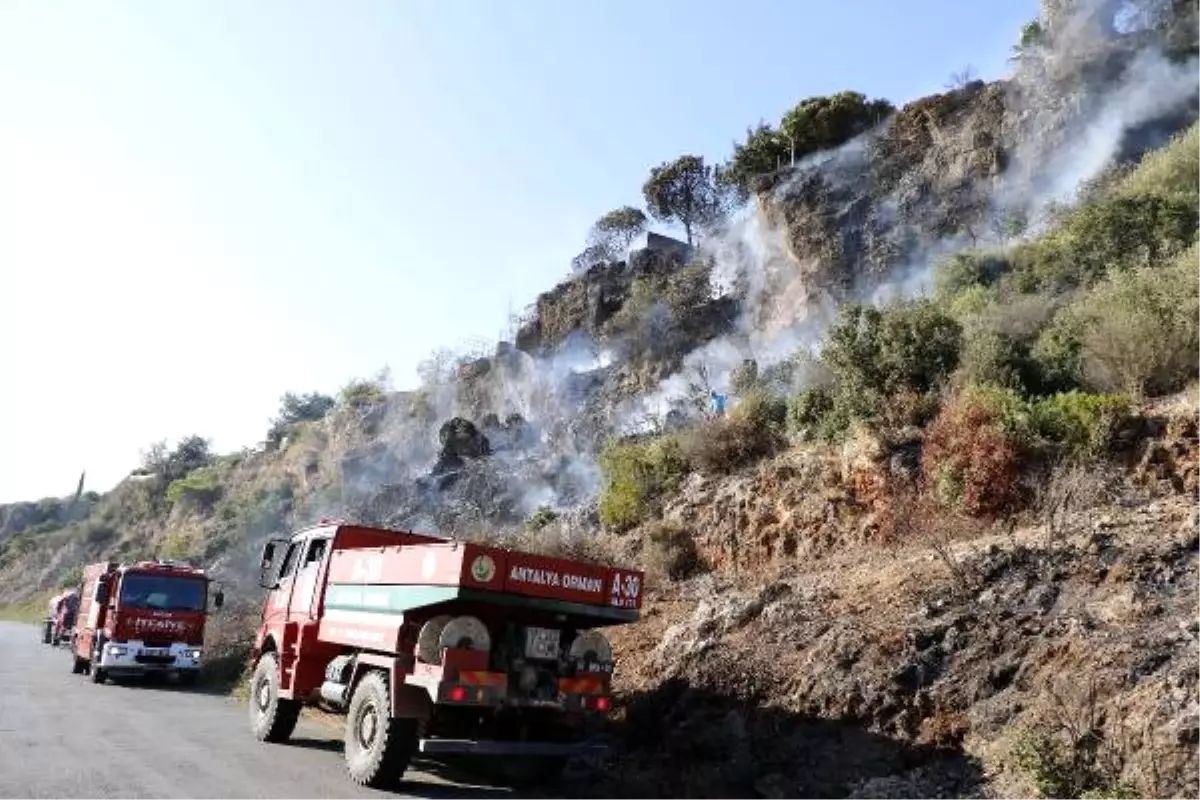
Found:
[267,391,335,448]
[778,91,894,160]
[641,154,731,246]
[139,435,213,482]
[588,206,648,255]
[721,122,791,201]
[721,92,894,200]
[571,206,649,272]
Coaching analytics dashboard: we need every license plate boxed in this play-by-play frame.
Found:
[143,649,169,658]
[524,627,560,660]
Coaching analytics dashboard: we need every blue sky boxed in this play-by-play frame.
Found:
[0,0,1040,502]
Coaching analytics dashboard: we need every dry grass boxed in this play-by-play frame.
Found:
[0,592,52,624]
[202,598,260,693]
[640,521,708,585]
[680,390,786,475]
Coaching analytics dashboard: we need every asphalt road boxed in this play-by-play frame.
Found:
[0,622,517,799]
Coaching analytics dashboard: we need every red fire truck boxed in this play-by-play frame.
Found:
[247,520,644,788]
[42,589,79,646]
[71,559,224,686]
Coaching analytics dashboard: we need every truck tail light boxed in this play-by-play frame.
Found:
[447,686,468,703]
[589,695,611,713]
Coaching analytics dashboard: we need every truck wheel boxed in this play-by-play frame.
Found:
[249,652,300,743]
[177,671,198,688]
[343,672,416,788]
[91,666,107,685]
[42,622,52,644]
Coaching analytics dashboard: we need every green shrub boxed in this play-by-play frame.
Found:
[956,329,1030,392]
[824,300,963,398]
[1004,193,1197,293]
[267,391,335,448]
[957,383,1130,457]
[597,435,690,530]
[1030,309,1087,393]
[787,385,835,432]
[1114,122,1199,204]
[944,283,995,319]
[786,385,857,442]
[158,530,202,562]
[957,383,1040,448]
[768,299,959,441]
[1072,246,1199,397]
[339,378,387,410]
[165,466,223,511]
[934,250,1010,297]
[1013,729,1138,800]
[729,359,760,395]
[1030,391,1131,460]
[84,522,117,544]
[524,505,559,532]
[59,564,83,590]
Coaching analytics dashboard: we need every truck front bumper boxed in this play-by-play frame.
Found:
[96,641,202,673]
[417,738,609,757]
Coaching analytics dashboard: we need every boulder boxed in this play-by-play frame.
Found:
[431,418,492,477]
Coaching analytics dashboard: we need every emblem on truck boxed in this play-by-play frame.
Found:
[470,554,496,583]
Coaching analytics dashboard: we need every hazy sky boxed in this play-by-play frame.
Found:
[0,0,1039,503]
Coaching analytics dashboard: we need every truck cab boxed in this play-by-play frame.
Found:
[71,559,224,686]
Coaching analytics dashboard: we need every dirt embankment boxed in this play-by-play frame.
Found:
[572,395,1199,798]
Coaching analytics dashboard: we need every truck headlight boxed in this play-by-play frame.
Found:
[188,649,202,659]
[107,645,127,656]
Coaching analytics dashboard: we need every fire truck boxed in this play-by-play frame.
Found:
[247,520,644,788]
[71,559,224,686]
[42,589,79,646]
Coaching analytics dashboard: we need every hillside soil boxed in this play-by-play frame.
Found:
[566,394,1200,798]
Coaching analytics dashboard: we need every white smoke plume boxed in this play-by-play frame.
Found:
[621,0,1197,431]
[281,0,1196,540]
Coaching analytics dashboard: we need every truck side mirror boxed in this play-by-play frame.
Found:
[213,589,225,610]
[258,539,287,590]
[94,578,110,606]
[261,541,277,570]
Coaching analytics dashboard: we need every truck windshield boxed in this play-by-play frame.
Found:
[119,573,207,612]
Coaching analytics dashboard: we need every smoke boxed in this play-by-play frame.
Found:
[619,0,1197,432]
[995,0,1199,229]
[276,0,1196,540]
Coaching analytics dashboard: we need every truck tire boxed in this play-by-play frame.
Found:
[249,652,300,743]
[91,666,107,684]
[42,622,52,644]
[343,672,416,788]
[177,671,198,688]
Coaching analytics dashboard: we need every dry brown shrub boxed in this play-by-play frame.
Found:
[681,390,786,475]
[640,521,707,584]
[922,389,1026,517]
[203,597,260,693]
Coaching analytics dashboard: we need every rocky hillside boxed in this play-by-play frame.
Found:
[1,0,1197,796]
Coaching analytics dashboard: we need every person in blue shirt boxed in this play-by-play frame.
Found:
[709,390,727,417]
